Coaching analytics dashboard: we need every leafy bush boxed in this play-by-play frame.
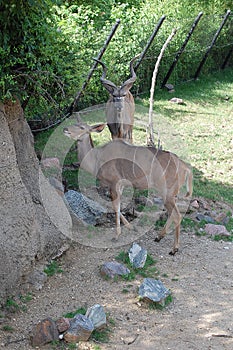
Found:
[0,0,232,122]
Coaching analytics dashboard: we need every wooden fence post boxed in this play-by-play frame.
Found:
[194,10,231,80]
[134,15,166,73]
[67,19,121,115]
[161,12,203,88]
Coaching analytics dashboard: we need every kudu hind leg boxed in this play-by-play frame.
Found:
[110,188,130,241]
[155,198,181,255]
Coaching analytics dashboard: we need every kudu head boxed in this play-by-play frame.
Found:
[94,55,139,142]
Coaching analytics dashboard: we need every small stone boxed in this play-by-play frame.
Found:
[100,261,130,279]
[139,278,171,305]
[191,200,199,209]
[169,97,184,104]
[85,304,106,330]
[153,197,164,208]
[214,212,229,224]
[64,314,94,343]
[128,243,147,268]
[27,270,48,291]
[199,199,211,210]
[164,83,174,91]
[56,317,70,333]
[204,224,230,237]
[31,318,59,347]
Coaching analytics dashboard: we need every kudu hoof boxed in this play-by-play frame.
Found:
[169,248,178,256]
[154,237,162,243]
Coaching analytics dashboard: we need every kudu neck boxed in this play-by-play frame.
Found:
[77,134,96,174]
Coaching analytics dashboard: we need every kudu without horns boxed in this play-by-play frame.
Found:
[94,55,139,143]
[63,122,193,255]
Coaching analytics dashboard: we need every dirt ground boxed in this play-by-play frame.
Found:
[1,198,233,350]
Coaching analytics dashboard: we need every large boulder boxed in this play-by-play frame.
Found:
[0,100,72,302]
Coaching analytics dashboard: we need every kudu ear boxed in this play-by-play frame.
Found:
[90,123,106,133]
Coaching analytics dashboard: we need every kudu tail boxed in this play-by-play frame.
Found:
[185,168,193,198]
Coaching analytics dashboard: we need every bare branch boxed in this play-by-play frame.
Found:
[147,28,177,147]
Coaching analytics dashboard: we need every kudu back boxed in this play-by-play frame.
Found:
[63,122,193,255]
[95,56,138,143]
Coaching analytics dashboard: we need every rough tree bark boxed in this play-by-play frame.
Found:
[0,99,72,303]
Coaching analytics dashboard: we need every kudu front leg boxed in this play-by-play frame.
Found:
[154,198,181,255]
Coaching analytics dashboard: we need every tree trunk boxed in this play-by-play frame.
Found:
[0,99,72,302]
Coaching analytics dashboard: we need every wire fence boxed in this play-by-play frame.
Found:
[29,10,233,132]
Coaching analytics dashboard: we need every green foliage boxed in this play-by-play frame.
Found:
[2,325,15,332]
[5,298,20,313]
[63,307,86,318]
[91,327,111,343]
[115,250,158,281]
[1,0,232,123]
[44,260,63,276]
[147,293,173,310]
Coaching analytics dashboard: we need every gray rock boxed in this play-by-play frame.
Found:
[85,304,106,330]
[100,261,130,279]
[196,213,215,223]
[64,314,94,342]
[139,278,171,305]
[164,83,174,91]
[27,270,48,291]
[153,197,164,207]
[64,190,107,225]
[128,243,147,268]
[205,224,230,237]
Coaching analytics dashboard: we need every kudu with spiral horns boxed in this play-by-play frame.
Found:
[63,121,193,255]
[94,55,139,143]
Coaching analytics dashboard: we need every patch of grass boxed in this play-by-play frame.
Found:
[147,294,173,311]
[226,217,233,233]
[91,327,111,343]
[171,277,179,282]
[19,293,33,303]
[67,343,77,350]
[213,234,233,242]
[181,217,197,230]
[2,325,15,332]
[5,298,20,313]
[44,260,63,276]
[63,307,86,319]
[115,250,158,281]
[154,218,167,230]
[93,345,102,350]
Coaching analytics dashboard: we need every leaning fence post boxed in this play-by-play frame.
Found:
[161,12,203,88]
[134,15,166,73]
[221,46,233,69]
[194,10,231,80]
[67,19,121,115]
